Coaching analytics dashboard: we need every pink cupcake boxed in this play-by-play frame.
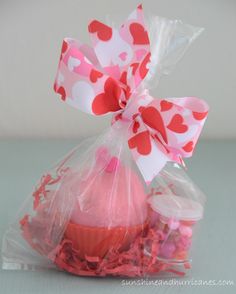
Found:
[61,147,148,258]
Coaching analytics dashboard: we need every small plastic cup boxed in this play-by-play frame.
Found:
[148,194,203,263]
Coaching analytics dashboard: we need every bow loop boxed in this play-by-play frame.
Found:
[54,38,125,115]
[88,4,150,90]
[128,96,209,182]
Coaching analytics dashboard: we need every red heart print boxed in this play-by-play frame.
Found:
[141,106,168,144]
[139,52,151,79]
[167,114,188,133]
[129,23,149,45]
[60,40,68,60]
[124,85,131,99]
[119,71,127,85]
[138,106,145,113]
[119,71,131,100]
[88,20,112,41]
[182,141,194,152]
[57,86,66,101]
[192,111,208,120]
[114,112,122,122]
[160,100,173,112]
[61,40,68,53]
[139,53,151,79]
[92,78,121,115]
[132,121,140,134]
[128,131,151,155]
[130,63,139,75]
[90,69,103,83]
[53,82,57,92]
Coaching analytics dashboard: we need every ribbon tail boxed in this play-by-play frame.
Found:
[128,127,169,184]
[135,140,169,184]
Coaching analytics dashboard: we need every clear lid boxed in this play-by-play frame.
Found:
[148,194,203,221]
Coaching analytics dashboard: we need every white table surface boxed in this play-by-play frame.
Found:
[0,139,235,294]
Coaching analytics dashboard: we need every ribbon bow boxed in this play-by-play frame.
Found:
[54,5,208,183]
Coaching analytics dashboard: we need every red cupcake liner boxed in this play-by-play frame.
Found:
[64,221,146,258]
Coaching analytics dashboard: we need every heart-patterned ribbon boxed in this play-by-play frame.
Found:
[54,5,208,183]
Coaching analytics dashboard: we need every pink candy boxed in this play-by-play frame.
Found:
[105,157,120,173]
[160,242,176,259]
[179,225,192,238]
[95,146,120,173]
[167,218,180,230]
[95,146,109,162]
[177,236,192,251]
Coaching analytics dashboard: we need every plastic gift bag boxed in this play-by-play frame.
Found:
[2,5,209,277]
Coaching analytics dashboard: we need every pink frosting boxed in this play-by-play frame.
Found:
[60,161,148,227]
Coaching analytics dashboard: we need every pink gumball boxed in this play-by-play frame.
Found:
[160,242,176,259]
[179,225,192,238]
[167,218,180,230]
[105,156,120,173]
